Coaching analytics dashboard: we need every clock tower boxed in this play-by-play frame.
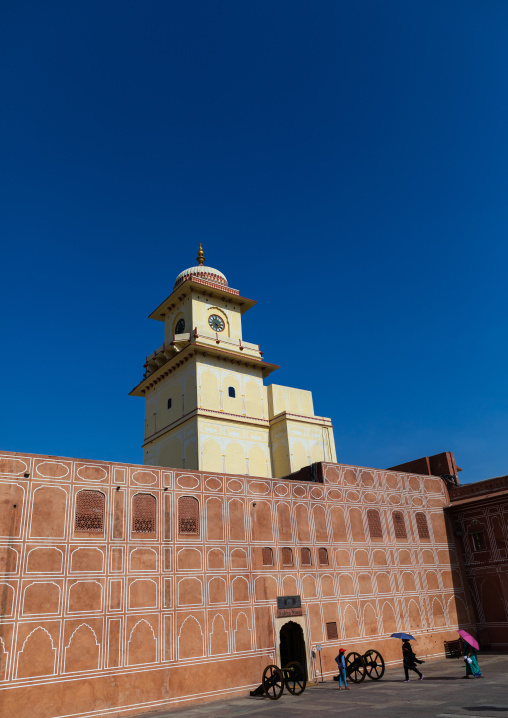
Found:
[130,247,337,477]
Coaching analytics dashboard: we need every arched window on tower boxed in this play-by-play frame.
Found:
[367,509,383,539]
[392,511,407,539]
[318,548,329,565]
[262,547,273,566]
[178,496,199,535]
[301,547,312,566]
[281,547,293,566]
[228,387,236,398]
[415,512,430,540]
[75,490,105,533]
[132,493,156,534]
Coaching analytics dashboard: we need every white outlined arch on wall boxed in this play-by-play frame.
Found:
[234,611,252,652]
[207,547,226,571]
[70,546,105,573]
[63,623,101,673]
[178,615,204,659]
[178,576,204,607]
[16,627,56,678]
[127,619,157,665]
[128,578,158,610]
[26,546,62,574]
[208,576,227,605]
[209,613,229,655]
[0,637,8,681]
[29,485,67,539]
[231,575,250,603]
[22,581,61,616]
[0,583,15,617]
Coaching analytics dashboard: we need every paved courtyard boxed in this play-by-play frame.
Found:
[143,654,508,718]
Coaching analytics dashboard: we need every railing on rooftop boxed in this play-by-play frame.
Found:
[449,474,508,501]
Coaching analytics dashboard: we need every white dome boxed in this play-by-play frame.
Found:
[174,264,228,291]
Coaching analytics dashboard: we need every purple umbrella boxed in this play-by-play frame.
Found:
[458,630,479,650]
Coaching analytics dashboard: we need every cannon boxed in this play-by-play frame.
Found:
[334,649,385,684]
[344,650,385,683]
[250,661,307,700]
[363,649,385,680]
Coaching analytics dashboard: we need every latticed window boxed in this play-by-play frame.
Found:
[132,493,156,533]
[318,548,329,565]
[392,511,407,539]
[472,531,485,551]
[262,547,273,566]
[301,547,312,565]
[415,512,430,539]
[178,496,199,535]
[326,621,338,640]
[367,509,383,539]
[75,490,105,532]
[282,547,293,566]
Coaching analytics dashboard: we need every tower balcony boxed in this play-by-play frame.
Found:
[142,330,263,378]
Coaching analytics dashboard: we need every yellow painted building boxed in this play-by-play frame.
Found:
[129,246,337,477]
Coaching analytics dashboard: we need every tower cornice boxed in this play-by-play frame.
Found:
[148,278,256,322]
[129,340,279,397]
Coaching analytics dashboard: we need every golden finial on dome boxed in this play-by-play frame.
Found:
[196,243,205,265]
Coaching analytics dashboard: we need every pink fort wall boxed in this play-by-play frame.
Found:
[0,451,474,718]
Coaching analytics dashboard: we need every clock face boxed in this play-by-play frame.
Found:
[208,314,225,332]
[175,319,185,334]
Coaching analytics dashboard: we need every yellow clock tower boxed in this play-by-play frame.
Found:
[130,246,337,477]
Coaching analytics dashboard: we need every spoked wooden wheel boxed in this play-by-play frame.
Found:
[363,650,385,680]
[283,661,307,695]
[262,664,284,700]
[346,651,366,683]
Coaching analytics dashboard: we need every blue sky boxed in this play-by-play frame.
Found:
[1,1,507,483]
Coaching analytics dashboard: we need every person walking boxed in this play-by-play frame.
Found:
[335,648,350,690]
[402,639,424,682]
[463,641,482,678]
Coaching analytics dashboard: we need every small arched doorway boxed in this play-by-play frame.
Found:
[279,621,307,678]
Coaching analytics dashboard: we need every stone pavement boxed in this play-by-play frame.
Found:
[142,654,508,718]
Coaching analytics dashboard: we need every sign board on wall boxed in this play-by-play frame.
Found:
[276,595,302,618]
[277,608,303,617]
[277,595,301,609]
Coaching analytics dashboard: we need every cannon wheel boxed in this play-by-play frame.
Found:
[363,650,385,680]
[346,651,366,683]
[283,661,306,695]
[262,664,284,700]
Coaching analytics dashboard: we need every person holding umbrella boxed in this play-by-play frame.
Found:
[458,630,483,679]
[390,633,424,682]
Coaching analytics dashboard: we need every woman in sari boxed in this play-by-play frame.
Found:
[463,641,482,678]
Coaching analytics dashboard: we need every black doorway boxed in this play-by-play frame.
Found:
[279,621,307,678]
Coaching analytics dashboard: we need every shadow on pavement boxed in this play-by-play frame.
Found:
[461,708,508,713]
[368,677,464,682]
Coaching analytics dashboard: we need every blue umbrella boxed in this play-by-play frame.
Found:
[390,632,415,640]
